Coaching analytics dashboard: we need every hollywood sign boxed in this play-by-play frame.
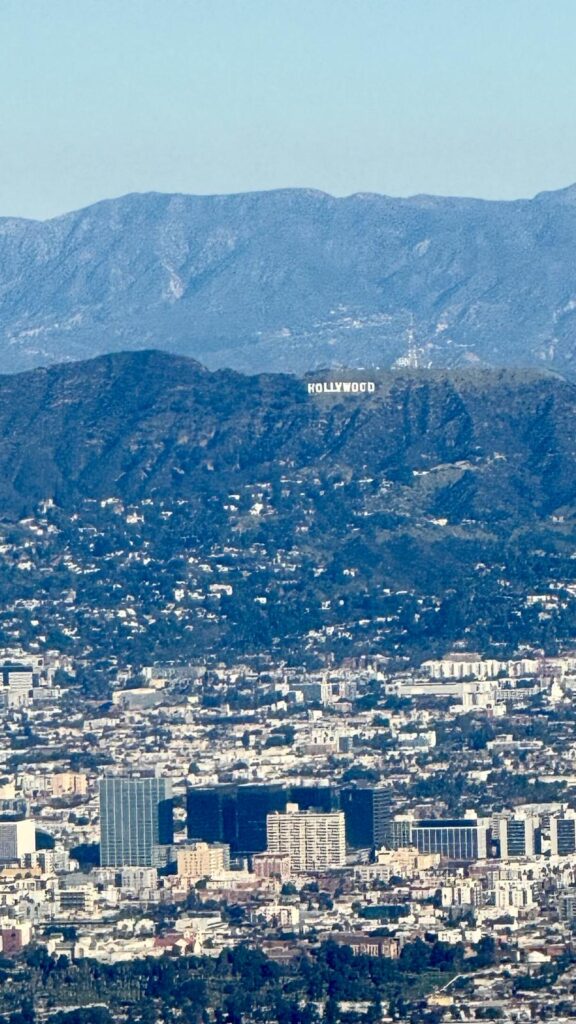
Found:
[307,381,376,395]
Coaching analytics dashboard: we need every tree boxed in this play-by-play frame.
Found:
[399,938,431,973]
[473,935,496,968]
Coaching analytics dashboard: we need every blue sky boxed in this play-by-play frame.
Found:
[1,0,575,218]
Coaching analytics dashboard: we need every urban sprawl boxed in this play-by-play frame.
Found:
[1,648,576,1019]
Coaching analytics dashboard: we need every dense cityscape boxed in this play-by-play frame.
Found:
[0,639,574,1021]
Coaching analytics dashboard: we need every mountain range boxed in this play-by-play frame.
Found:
[3,186,576,375]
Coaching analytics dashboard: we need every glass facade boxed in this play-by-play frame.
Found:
[340,786,392,848]
[186,786,237,845]
[505,820,527,858]
[187,784,286,853]
[551,816,576,856]
[187,782,390,853]
[412,819,485,860]
[236,785,287,853]
[99,776,173,867]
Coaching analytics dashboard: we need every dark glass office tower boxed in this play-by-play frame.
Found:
[236,784,287,853]
[99,776,173,867]
[186,788,214,842]
[187,783,391,852]
[551,816,576,856]
[340,786,392,848]
[186,783,287,852]
[289,785,339,814]
[186,786,237,845]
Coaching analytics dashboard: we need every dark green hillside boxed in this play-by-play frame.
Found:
[0,351,572,663]
[0,353,572,518]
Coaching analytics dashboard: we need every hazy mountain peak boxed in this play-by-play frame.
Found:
[533,181,576,203]
[2,185,576,376]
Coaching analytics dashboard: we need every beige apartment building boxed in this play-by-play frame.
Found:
[266,804,346,873]
[177,841,230,880]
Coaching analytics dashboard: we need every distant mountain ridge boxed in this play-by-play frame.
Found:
[3,186,576,374]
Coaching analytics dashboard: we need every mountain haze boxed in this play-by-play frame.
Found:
[3,186,576,374]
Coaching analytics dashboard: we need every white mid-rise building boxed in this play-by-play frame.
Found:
[120,867,158,893]
[0,820,36,863]
[266,804,346,873]
[58,885,96,915]
[0,664,34,708]
[494,880,535,909]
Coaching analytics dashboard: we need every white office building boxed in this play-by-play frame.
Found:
[0,820,36,862]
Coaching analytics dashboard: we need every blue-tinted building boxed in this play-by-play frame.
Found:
[99,776,173,867]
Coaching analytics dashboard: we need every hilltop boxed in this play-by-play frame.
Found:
[0,352,573,662]
[0,350,572,518]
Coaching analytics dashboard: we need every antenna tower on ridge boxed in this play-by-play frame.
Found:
[405,314,420,369]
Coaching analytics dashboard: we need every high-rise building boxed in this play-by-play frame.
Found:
[382,816,413,850]
[499,816,538,859]
[266,804,346,872]
[186,786,237,846]
[340,786,392,848]
[186,781,391,855]
[186,784,287,853]
[99,776,173,867]
[550,815,576,857]
[236,785,287,853]
[289,784,339,815]
[0,820,36,863]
